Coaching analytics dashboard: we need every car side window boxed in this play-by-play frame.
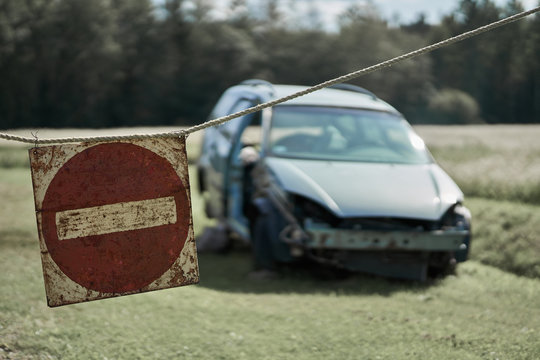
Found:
[219,99,254,139]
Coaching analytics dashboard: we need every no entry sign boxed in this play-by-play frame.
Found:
[29,137,198,307]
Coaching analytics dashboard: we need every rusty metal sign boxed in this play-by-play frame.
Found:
[29,137,198,307]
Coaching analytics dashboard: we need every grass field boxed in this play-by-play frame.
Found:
[416,125,540,205]
[1,126,539,359]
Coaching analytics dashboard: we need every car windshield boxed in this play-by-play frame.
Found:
[268,106,432,164]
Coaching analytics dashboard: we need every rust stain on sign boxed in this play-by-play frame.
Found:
[29,137,199,307]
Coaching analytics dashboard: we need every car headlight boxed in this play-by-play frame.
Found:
[440,204,471,230]
[292,195,338,226]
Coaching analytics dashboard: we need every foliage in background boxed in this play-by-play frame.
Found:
[426,88,483,124]
[0,0,539,128]
[428,0,540,124]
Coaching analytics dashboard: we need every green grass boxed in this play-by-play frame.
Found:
[1,201,539,359]
[416,125,540,205]
[1,127,540,359]
[466,197,540,279]
[2,251,540,359]
[0,174,539,360]
[0,174,538,359]
[0,146,30,169]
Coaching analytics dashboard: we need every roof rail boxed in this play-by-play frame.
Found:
[329,83,377,100]
[240,79,275,95]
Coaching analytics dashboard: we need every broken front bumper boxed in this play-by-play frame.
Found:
[301,223,469,281]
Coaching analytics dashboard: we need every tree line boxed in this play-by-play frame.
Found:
[0,0,538,128]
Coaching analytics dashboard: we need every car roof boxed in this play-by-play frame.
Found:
[230,82,400,114]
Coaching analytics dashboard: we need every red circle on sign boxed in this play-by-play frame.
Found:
[41,142,190,293]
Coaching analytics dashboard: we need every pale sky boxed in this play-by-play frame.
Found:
[181,0,538,31]
[300,0,538,29]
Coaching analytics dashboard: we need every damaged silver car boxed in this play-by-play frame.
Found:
[197,80,471,281]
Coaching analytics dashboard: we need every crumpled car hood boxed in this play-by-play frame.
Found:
[265,157,463,220]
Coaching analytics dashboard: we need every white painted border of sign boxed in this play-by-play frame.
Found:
[29,137,198,307]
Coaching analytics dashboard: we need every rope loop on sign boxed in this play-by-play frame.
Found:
[1,5,539,145]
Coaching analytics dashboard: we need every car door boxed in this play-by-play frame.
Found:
[205,98,257,220]
[225,108,262,240]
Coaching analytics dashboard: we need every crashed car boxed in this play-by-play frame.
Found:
[197,80,471,280]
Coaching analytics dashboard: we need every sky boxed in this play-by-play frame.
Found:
[302,0,538,29]
[187,0,538,31]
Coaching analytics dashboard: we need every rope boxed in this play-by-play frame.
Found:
[1,5,539,145]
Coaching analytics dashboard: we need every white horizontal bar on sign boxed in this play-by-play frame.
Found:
[55,196,177,240]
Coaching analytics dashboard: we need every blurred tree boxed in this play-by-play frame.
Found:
[228,0,252,30]
[487,0,527,123]
[521,4,540,123]
[175,20,259,123]
[431,0,500,112]
[105,0,166,126]
[263,0,283,29]
[401,13,432,35]
[429,0,537,123]
[0,0,118,127]
[337,3,433,122]
[427,88,483,124]
[0,0,538,128]
[187,0,213,22]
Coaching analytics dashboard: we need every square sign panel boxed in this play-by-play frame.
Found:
[29,137,198,307]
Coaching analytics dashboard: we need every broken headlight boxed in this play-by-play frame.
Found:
[440,204,471,230]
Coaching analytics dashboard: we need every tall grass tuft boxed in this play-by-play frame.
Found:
[467,198,540,278]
